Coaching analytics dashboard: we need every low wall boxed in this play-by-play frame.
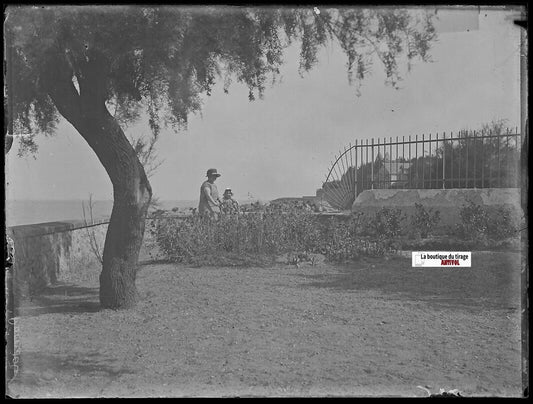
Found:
[352,188,523,230]
[7,219,109,302]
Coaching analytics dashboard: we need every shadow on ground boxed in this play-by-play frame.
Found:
[293,252,521,311]
[18,283,100,317]
[12,351,135,387]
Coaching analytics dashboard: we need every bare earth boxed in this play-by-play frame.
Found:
[7,252,522,397]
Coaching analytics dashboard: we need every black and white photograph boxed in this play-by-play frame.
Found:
[4,4,528,398]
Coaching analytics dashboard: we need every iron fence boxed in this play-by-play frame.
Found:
[322,128,521,210]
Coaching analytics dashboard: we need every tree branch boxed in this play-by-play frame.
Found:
[41,56,84,128]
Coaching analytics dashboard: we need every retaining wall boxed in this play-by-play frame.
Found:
[7,220,109,302]
[7,217,162,303]
[352,188,523,231]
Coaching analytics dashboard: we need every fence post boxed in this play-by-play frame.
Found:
[365,139,369,192]
[354,140,358,199]
[481,131,484,187]
[422,134,425,189]
[409,135,412,188]
[497,131,501,187]
[402,136,405,189]
[389,136,393,189]
[442,132,446,189]
[465,131,469,188]
[451,132,454,188]
[396,136,399,189]
[415,134,418,188]
[371,138,374,190]
[507,129,512,188]
[424,133,432,189]
[473,130,476,188]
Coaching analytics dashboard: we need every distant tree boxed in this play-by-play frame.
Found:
[5,5,436,309]
[406,119,519,189]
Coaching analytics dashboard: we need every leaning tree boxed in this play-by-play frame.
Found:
[4,5,436,309]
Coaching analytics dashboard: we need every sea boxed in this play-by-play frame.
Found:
[5,199,199,227]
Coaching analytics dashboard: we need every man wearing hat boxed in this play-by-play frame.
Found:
[220,188,240,215]
[198,168,222,218]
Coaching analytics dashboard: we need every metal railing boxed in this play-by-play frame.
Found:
[322,128,521,210]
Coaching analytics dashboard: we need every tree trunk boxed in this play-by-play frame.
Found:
[74,110,152,309]
[44,54,152,309]
[95,110,152,309]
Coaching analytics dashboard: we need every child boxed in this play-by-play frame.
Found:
[220,188,240,215]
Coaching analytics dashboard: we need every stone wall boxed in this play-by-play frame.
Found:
[7,220,108,302]
[352,188,523,231]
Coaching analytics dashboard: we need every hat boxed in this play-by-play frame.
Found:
[224,188,233,195]
[206,168,221,177]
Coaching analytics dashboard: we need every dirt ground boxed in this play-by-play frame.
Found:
[7,251,523,398]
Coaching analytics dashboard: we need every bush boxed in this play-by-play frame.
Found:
[320,214,390,260]
[411,203,441,239]
[151,200,521,266]
[486,206,518,240]
[321,217,357,261]
[150,209,326,265]
[456,200,517,243]
[457,200,488,240]
[149,208,396,266]
[365,207,406,240]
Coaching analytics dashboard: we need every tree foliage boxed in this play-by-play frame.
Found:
[6,5,437,155]
[407,120,519,189]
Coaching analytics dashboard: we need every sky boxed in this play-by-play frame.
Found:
[5,6,524,203]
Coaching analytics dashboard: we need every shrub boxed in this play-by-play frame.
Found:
[149,208,394,266]
[150,209,326,265]
[456,200,490,243]
[318,213,391,260]
[486,206,518,240]
[322,217,358,261]
[411,203,441,238]
[149,200,521,266]
[456,201,517,243]
[365,207,406,240]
